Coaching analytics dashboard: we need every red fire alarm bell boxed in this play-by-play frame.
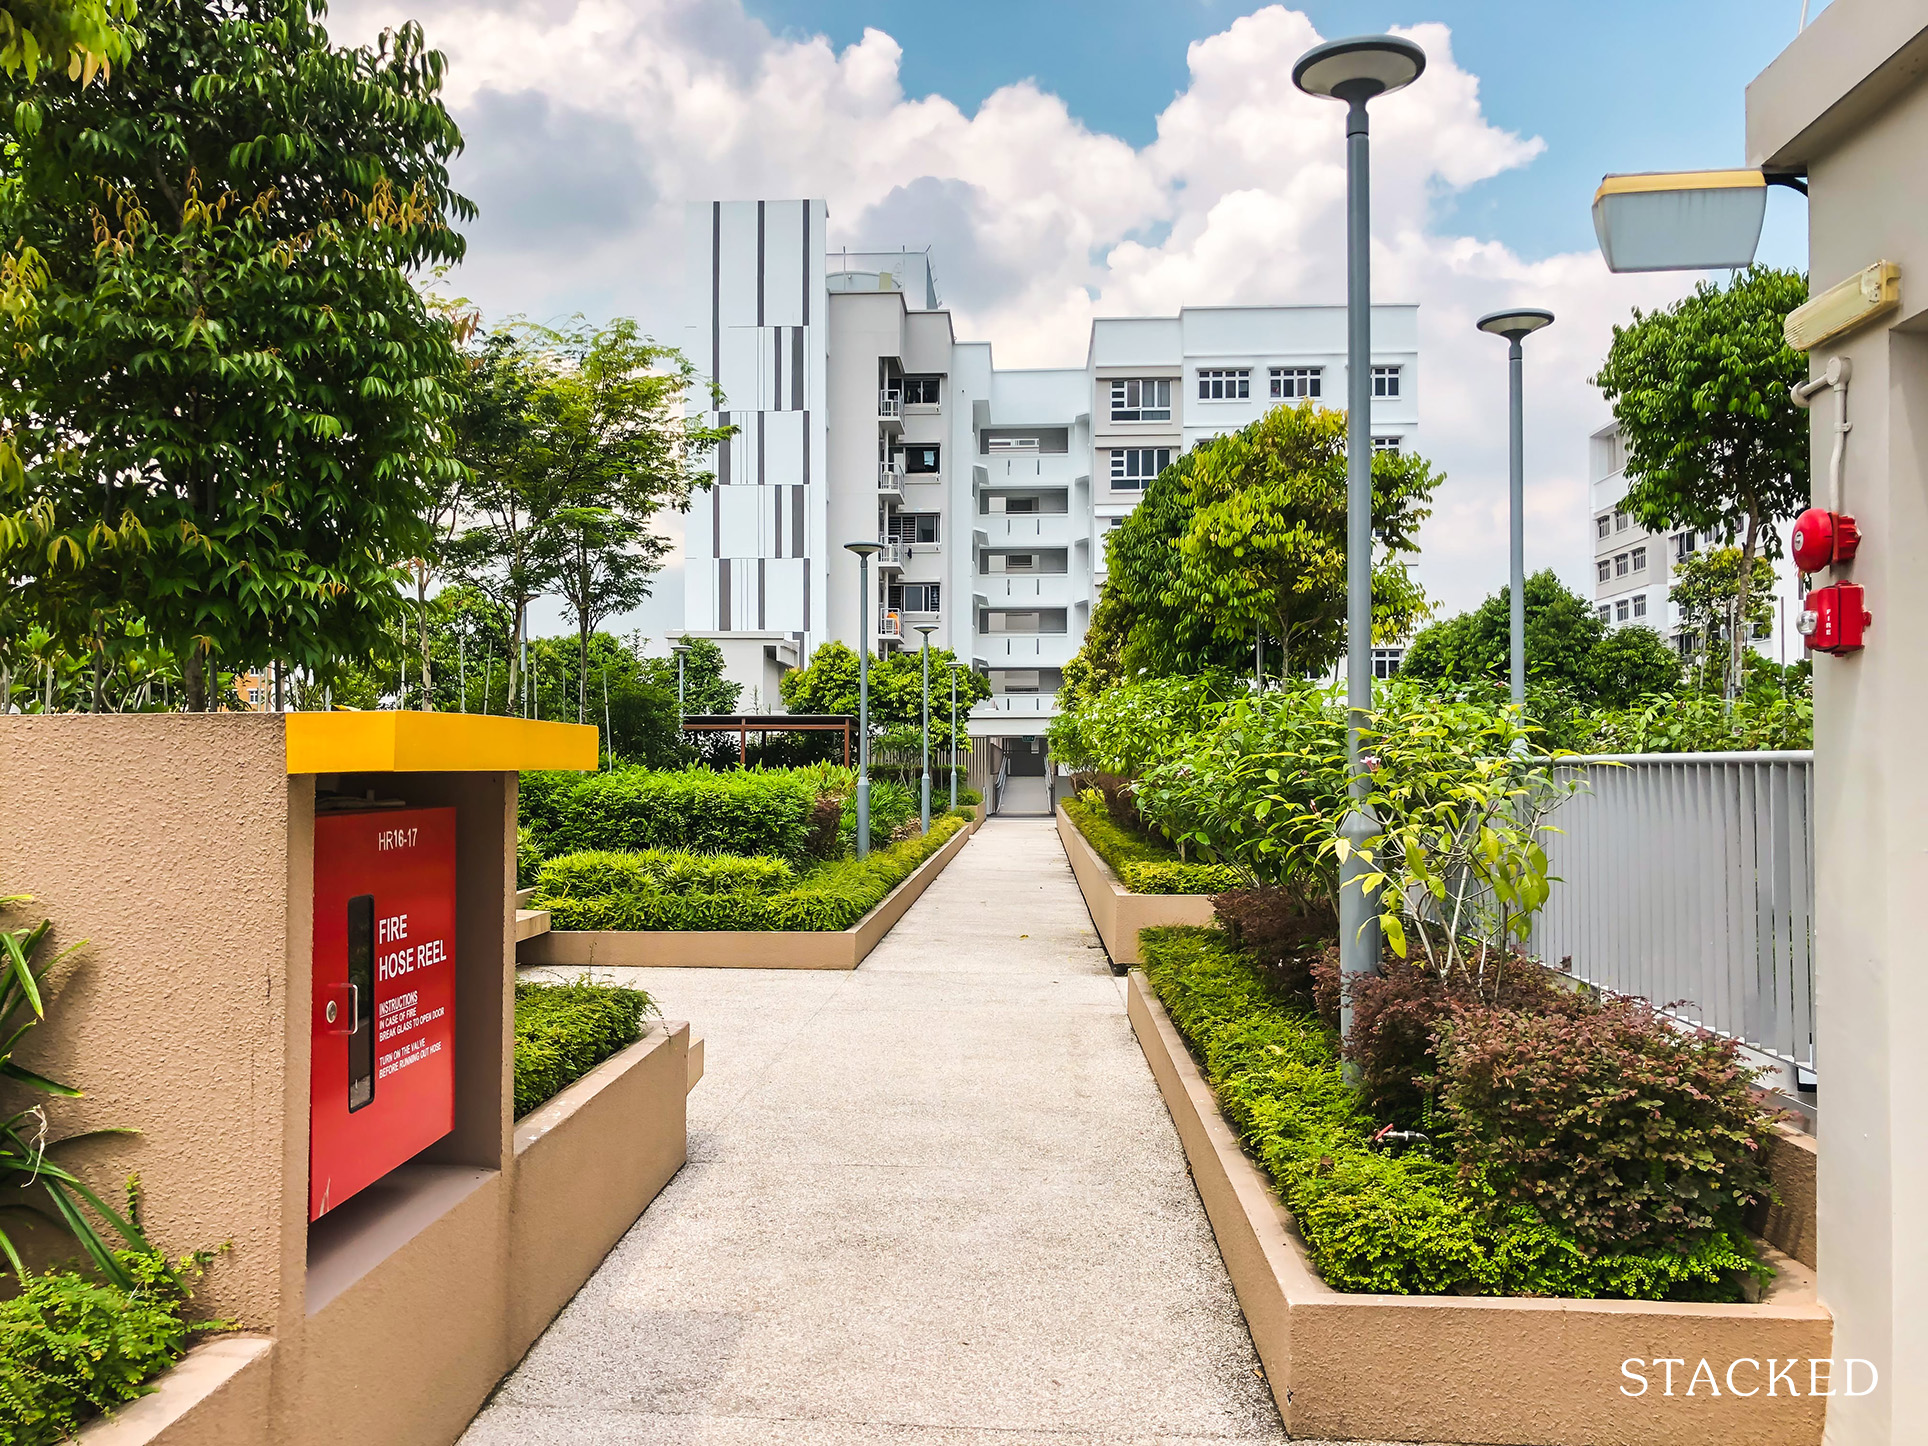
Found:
[310,807,457,1221]
[1791,506,1861,574]
[1797,581,1870,655]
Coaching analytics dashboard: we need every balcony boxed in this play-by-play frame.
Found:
[877,608,903,643]
[878,390,903,432]
[879,463,904,496]
[876,540,904,571]
[976,573,1075,606]
[971,692,1059,719]
[977,512,1075,546]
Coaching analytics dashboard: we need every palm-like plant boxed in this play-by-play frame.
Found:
[0,892,155,1286]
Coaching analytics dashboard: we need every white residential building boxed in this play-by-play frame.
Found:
[682,198,1420,735]
[1588,421,1794,664]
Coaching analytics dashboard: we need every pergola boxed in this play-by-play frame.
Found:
[680,714,856,767]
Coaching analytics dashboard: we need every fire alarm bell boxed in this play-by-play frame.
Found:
[1797,581,1870,655]
[1791,506,1860,573]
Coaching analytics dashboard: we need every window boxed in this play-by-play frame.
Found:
[889,583,941,613]
[1675,530,1698,560]
[1371,647,1405,680]
[1106,515,1127,529]
[1110,447,1172,489]
[886,513,939,544]
[1004,553,1036,572]
[987,436,1037,453]
[1596,514,1611,541]
[1372,436,1401,455]
[1675,630,1697,658]
[1109,377,1172,421]
[247,686,263,706]
[1613,509,1629,532]
[1004,495,1040,514]
[1197,368,1250,401]
[1632,594,1648,619]
[1372,365,1401,398]
[1596,560,1612,584]
[1597,604,1612,623]
[1614,553,1630,578]
[1616,600,1630,623]
[903,375,941,405]
[902,444,940,474]
[1269,367,1322,399]
[1631,546,1647,571]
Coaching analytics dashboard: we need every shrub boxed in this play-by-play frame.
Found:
[1211,886,1336,1011]
[840,777,915,851]
[535,850,795,899]
[516,826,541,889]
[536,816,968,933]
[1140,926,1768,1300]
[513,980,656,1117]
[1062,795,1249,895]
[0,1252,198,1445]
[1439,998,1778,1251]
[520,766,818,862]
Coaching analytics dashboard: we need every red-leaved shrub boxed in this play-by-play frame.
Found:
[1438,998,1778,1250]
[1212,887,1336,1014]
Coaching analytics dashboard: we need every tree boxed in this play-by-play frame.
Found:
[1090,404,1437,684]
[522,319,727,723]
[0,0,471,708]
[1669,546,1776,687]
[647,635,739,716]
[1593,266,1809,699]
[1400,569,1680,709]
[779,639,989,749]
[0,0,135,84]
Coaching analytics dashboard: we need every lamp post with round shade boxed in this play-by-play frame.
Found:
[1477,308,1556,710]
[949,667,959,812]
[669,643,691,720]
[1292,33,1426,1042]
[845,542,882,859]
[915,624,938,832]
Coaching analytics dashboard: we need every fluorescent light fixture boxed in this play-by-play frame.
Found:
[1591,170,1767,273]
[1784,262,1901,352]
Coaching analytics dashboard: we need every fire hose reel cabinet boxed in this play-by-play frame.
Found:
[310,807,457,1221]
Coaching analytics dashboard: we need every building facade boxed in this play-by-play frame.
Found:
[683,198,1419,734]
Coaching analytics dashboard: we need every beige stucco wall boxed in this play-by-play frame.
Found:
[0,716,305,1329]
[1746,7,1928,1440]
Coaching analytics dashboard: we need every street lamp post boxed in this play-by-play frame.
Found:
[845,542,882,859]
[1477,308,1556,710]
[915,624,938,832]
[670,643,690,721]
[1293,33,1427,1042]
[948,667,959,811]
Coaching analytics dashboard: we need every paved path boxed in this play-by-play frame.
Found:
[474,819,1289,1445]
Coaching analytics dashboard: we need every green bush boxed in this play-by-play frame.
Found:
[535,850,795,899]
[1061,795,1248,895]
[516,826,541,890]
[536,815,968,933]
[520,766,818,862]
[513,980,656,1117]
[840,777,915,850]
[1139,927,1768,1300]
[0,1252,197,1444]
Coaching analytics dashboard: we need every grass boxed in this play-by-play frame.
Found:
[1061,794,1249,895]
[533,811,972,933]
[513,980,656,1117]
[1139,926,1767,1300]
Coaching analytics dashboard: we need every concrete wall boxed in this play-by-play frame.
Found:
[1746,6,1928,1440]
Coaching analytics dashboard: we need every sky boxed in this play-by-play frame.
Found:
[326,0,1825,643]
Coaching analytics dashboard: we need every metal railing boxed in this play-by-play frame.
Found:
[877,390,902,419]
[1531,752,1815,1091]
[878,468,903,495]
[875,540,904,568]
[876,608,902,641]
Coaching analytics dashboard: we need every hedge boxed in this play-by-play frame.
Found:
[1138,927,1766,1300]
[1061,795,1248,895]
[0,1252,196,1444]
[536,813,969,933]
[513,980,656,1118]
[520,766,818,862]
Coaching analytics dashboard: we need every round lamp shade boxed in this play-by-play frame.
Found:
[1476,308,1556,341]
[1292,35,1426,101]
[915,624,938,637]
[844,541,882,557]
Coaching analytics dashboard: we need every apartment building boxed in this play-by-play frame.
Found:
[1588,421,1791,661]
[682,198,1420,733]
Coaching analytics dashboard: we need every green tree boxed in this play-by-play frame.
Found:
[1400,569,1680,709]
[1669,546,1776,686]
[648,634,739,716]
[1088,404,1437,684]
[1593,266,1809,699]
[0,0,135,84]
[523,319,727,723]
[0,0,471,708]
[780,639,988,748]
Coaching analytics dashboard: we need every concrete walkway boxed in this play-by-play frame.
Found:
[476,820,1289,1445]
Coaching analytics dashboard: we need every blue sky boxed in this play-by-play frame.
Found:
[746,0,1817,271]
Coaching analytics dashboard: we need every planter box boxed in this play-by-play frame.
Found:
[1127,971,1833,1446]
[1056,804,1215,966]
[518,810,980,971]
[78,1336,273,1444]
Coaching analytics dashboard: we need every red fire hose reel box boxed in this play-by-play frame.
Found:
[310,807,457,1221]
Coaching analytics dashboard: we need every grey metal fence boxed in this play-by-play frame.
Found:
[1531,752,1816,1093]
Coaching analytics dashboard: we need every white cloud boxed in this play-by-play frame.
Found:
[328,0,1706,622]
